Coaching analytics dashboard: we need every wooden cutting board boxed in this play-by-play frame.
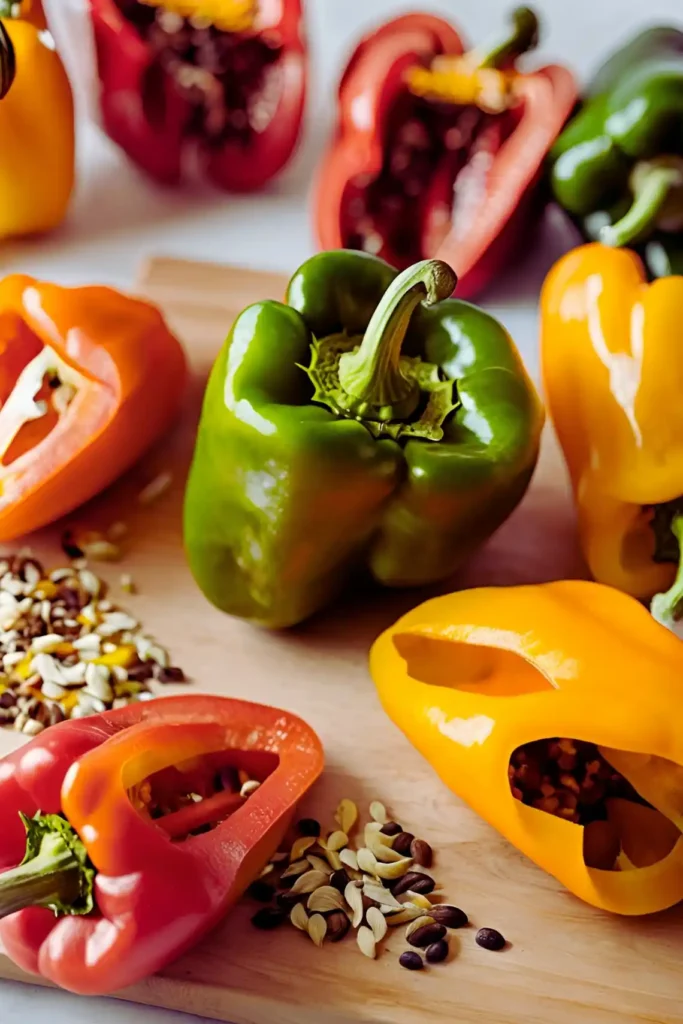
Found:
[0,257,681,1024]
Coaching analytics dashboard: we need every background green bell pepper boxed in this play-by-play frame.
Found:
[184,252,543,628]
[549,26,683,277]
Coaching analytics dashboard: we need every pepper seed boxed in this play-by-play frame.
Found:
[476,927,506,951]
[399,951,424,971]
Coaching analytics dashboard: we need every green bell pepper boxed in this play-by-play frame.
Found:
[184,252,543,628]
[549,26,683,277]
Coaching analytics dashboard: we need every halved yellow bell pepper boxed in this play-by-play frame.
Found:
[540,242,683,629]
[0,0,74,239]
[370,580,683,914]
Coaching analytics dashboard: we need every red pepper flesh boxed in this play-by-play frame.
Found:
[0,694,324,994]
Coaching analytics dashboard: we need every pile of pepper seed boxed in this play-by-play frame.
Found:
[249,799,506,969]
[0,551,186,736]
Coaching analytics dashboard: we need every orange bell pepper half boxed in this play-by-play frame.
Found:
[0,275,186,539]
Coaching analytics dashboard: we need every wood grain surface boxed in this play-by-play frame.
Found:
[0,258,680,1024]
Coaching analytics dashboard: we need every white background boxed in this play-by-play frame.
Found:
[3,0,683,1021]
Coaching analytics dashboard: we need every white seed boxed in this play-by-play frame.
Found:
[40,600,52,623]
[3,651,25,670]
[369,801,388,825]
[325,849,343,871]
[326,830,348,852]
[102,642,117,654]
[97,612,138,637]
[78,691,106,714]
[31,653,66,684]
[138,471,173,505]
[307,886,347,914]
[385,905,425,927]
[78,569,101,597]
[280,859,310,880]
[404,891,434,910]
[306,854,331,874]
[84,663,113,702]
[356,925,377,959]
[339,848,359,871]
[344,881,364,928]
[79,604,98,625]
[356,848,378,875]
[289,836,316,862]
[308,913,327,948]
[73,633,101,651]
[81,540,121,563]
[60,663,87,685]
[41,680,66,700]
[22,718,44,736]
[30,633,64,654]
[136,636,168,667]
[366,906,388,943]
[374,856,413,881]
[289,870,330,895]
[240,779,260,798]
[258,862,275,879]
[362,881,401,909]
[50,568,73,582]
[13,711,28,731]
[0,630,18,644]
[334,798,358,835]
[290,903,309,932]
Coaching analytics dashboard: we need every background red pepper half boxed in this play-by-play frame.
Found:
[314,11,577,298]
[0,694,324,994]
[88,0,307,189]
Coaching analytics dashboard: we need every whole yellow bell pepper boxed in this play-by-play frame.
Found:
[370,580,683,914]
[0,0,74,239]
[540,242,683,629]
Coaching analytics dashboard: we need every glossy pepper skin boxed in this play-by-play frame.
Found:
[371,580,683,915]
[0,694,324,994]
[314,9,576,298]
[0,0,74,239]
[184,251,543,628]
[540,243,683,625]
[0,275,186,540]
[549,27,683,277]
[89,0,306,190]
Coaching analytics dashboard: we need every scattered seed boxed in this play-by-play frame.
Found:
[356,848,378,875]
[345,881,365,928]
[334,798,358,835]
[330,869,350,893]
[374,856,413,881]
[308,913,327,947]
[426,939,449,964]
[240,780,260,798]
[258,863,275,880]
[297,818,321,837]
[339,848,359,871]
[407,922,446,949]
[326,830,348,852]
[404,891,434,911]
[246,880,275,903]
[290,870,330,896]
[392,831,415,857]
[21,718,44,736]
[306,854,331,874]
[307,885,347,914]
[380,821,403,837]
[399,951,424,971]
[138,471,173,505]
[251,907,285,930]
[366,906,388,943]
[327,909,350,942]
[362,881,401,909]
[280,859,313,880]
[357,925,377,959]
[290,835,317,862]
[405,914,437,940]
[385,905,425,927]
[369,801,388,825]
[410,839,433,868]
[430,905,469,929]
[289,903,309,932]
[324,849,343,871]
[392,871,434,897]
[476,928,506,951]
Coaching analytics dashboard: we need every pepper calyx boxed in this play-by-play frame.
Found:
[303,260,459,440]
[651,512,683,630]
[0,812,95,920]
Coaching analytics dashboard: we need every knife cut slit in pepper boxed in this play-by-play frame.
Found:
[315,6,577,298]
[0,694,324,994]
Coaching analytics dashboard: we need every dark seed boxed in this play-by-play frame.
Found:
[155,665,186,683]
[330,869,349,893]
[297,818,321,837]
[60,532,84,560]
[476,927,506,951]
[391,871,435,897]
[425,939,449,964]
[327,910,350,943]
[251,907,285,930]
[407,922,446,948]
[275,891,302,910]
[410,838,433,868]
[246,880,275,903]
[126,661,156,682]
[392,831,415,856]
[380,821,403,837]
[399,951,424,971]
[0,691,17,709]
[430,905,468,929]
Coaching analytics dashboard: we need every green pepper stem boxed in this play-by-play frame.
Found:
[472,6,539,70]
[0,19,16,101]
[0,831,83,919]
[600,162,683,248]
[651,514,683,628]
[337,260,457,423]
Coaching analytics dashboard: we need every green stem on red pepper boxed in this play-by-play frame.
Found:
[472,6,539,69]
[305,259,459,440]
[600,157,683,248]
[651,513,683,628]
[0,812,94,920]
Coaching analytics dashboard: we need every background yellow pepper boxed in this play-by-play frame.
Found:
[0,0,74,239]
[540,242,683,621]
[371,581,683,914]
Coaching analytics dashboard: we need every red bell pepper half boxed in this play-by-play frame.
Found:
[314,6,578,298]
[0,693,323,994]
[88,0,307,189]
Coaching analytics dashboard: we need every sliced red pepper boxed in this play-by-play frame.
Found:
[314,9,577,298]
[88,0,306,190]
[0,275,186,540]
[0,694,323,994]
